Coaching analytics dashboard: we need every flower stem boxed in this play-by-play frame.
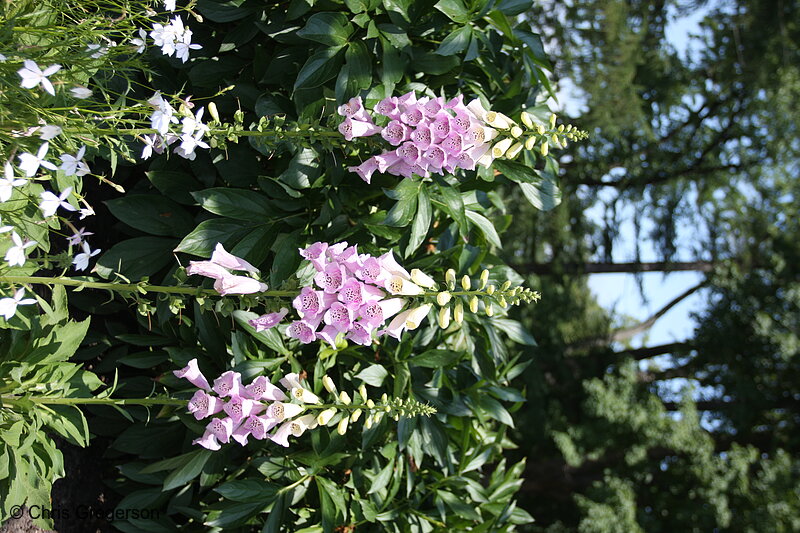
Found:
[0,275,297,298]
[1,396,186,407]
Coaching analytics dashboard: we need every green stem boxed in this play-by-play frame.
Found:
[0,275,297,298]
[1,396,186,407]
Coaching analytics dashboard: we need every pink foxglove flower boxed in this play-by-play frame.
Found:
[213,370,243,398]
[249,308,289,332]
[174,359,212,390]
[187,390,224,420]
[210,242,258,273]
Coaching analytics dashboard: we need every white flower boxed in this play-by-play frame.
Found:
[67,227,93,246]
[38,125,62,140]
[86,44,109,59]
[39,186,77,217]
[70,86,93,99]
[130,29,147,54]
[0,216,13,233]
[17,60,61,96]
[180,107,208,137]
[174,29,201,62]
[72,241,101,271]
[59,146,90,176]
[164,0,177,10]
[0,288,37,320]
[79,206,95,219]
[5,231,37,267]
[1,162,26,202]
[18,143,57,177]
[175,131,209,159]
[148,92,178,135]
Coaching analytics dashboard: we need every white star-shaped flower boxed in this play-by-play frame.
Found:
[72,241,101,271]
[1,162,27,202]
[5,231,37,267]
[66,227,93,246]
[18,143,57,177]
[17,60,61,96]
[164,0,177,11]
[0,288,37,320]
[0,215,13,233]
[70,86,93,99]
[38,124,62,140]
[175,29,201,63]
[59,146,90,176]
[79,206,95,219]
[130,29,148,54]
[39,186,77,217]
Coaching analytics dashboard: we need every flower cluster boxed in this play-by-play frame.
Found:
[174,360,322,449]
[250,241,438,346]
[186,243,268,296]
[341,92,589,183]
[149,16,201,63]
[342,93,499,183]
[142,92,210,160]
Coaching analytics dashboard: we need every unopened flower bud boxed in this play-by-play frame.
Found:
[208,102,220,122]
[479,269,489,289]
[551,133,559,146]
[437,291,452,306]
[469,296,479,313]
[461,275,471,290]
[541,141,549,156]
[549,113,557,129]
[510,126,523,138]
[536,124,545,135]
[498,295,507,308]
[454,300,464,324]
[340,391,351,405]
[365,414,374,429]
[366,399,375,409]
[501,280,511,291]
[381,393,388,403]
[322,375,337,394]
[405,304,432,330]
[487,284,496,295]
[410,268,436,289]
[506,142,524,159]
[525,136,537,150]
[337,417,348,435]
[485,111,514,129]
[350,409,362,422]
[445,268,456,290]
[438,306,451,329]
[358,383,368,400]
[485,303,494,317]
[558,124,565,133]
[374,411,384,423]
[317,408,336,426]
[520,111,534,128]
[491,138,513,158]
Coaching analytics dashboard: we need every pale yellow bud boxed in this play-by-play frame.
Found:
[541,141,549,156]
[445,268,456,290]
[365,414,374,429]
[461,275,471,291]
[485,111,514,129]
[380,393,388,403]
[510,126,523,138]
[487,284,496,295]
[322,375,337,394]
[469,296,479,313]
[551,133,559,146]
[506,142,524,159]
[498,295,507,308]
[536,124,545,135]
[366,399,375,409]
[208,102,220,122]
[454,300,464,324]
[317,408,336,426]
[410,268,436,289]
[520,111,534,128]
[485,303,494,317]
[501,281,511,291]
[359,384,368,401]
[350,409,362,422]
[549,113,557,129]
[479,269,489,290]
[337,417,348,435]
[339,391,351,405]
[558,124,565,133]
[405,304,433,330]
[525,136,537,150]
[491,138,513,158]
[437,291,452,306]
[438,306,451,329]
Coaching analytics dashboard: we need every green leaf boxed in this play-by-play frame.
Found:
[95,237,176,280]
[354,364,389,387]
[278,147,320,190]
[192,188,274,222]
[197,0,256,22]
[412,49,460,74]
[405,185,431,257]
[215,480,279,502]
[269,231,302,287]
[294,47,346,91]
[367,457,395,494]
[492,318,537,345]
[162,449,212,491]
[496,0,533,16]
[435,179,469,234]
[435,25,472,56]
[335,41,372,104]
[105,195,194,237]
[117,351,169,368]
[146,170,203,205]
[476,395,515,427]
[437,489,482,521]
[465,210,503,249]
[174,219,254,257]
[407,349,462,368]
[296,12,354,47]
[316,477,347,519]
[493,160,562,211]
[434,0,472,23]
[383,180,421,227]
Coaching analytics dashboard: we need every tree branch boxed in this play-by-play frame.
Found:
[521,260,716,275]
